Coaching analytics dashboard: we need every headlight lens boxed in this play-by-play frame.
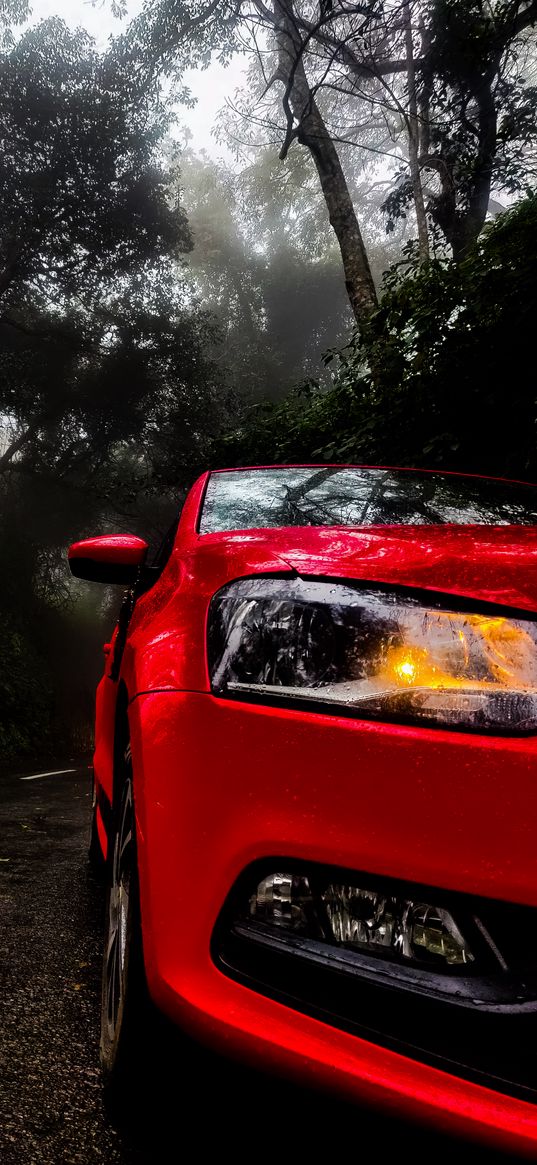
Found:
[208,578,537,732]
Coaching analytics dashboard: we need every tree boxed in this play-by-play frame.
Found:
[116,0,380,323]
[113,0,537,320]
[382,1,537,258]
[0,18,223,488]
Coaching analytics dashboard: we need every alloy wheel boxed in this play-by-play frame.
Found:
[103,778,133,1046]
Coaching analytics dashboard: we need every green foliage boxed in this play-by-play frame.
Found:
[0,19,185,310]
[218,195,537,479]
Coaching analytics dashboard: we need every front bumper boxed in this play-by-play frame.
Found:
[128,690,537,1156]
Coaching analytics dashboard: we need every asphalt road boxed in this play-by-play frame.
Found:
[0,764,524,1164]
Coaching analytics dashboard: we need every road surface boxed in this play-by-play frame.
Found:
[0,764,519,1163]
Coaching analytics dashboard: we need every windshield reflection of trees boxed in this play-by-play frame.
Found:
[212,468,536,530]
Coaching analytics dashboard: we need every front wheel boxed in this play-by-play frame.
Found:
[100,758,150,1109]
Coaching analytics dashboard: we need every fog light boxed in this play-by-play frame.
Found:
[410,903,473,965]
[247,872,474,968]
[323,885,395,950]
[250,873,312,931]
[323,886,474,966]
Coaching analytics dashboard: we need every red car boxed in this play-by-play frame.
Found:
[68,465,537,1154]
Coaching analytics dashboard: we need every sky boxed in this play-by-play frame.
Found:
[29,0,245,155]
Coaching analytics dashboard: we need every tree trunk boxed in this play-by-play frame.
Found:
[0,421,39,473]
[417,13,432,160]
[403,0,429,259]
[421,64,499,262]
[274,0,378,325]
[0,239,21,300]
[451,75,498,261]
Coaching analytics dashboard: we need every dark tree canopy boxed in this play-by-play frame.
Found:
[0,18,225,488]
[0,19,188,314]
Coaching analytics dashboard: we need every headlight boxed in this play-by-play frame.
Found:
[208,578,537,732]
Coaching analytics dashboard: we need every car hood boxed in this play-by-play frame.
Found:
[199,525,537,614]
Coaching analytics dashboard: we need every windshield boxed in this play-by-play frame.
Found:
[199,467,537,534]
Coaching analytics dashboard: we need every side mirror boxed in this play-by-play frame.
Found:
[68,535,149,585]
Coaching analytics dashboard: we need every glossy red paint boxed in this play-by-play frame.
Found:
[129,691,537,1156]
[68,533,149,567]
[69,534,149,586]
[86,465,537,1154]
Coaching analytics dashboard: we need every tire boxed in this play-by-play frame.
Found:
[100,746,151,1112]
